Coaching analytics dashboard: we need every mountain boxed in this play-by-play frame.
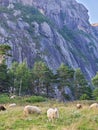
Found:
[0,0,98,81]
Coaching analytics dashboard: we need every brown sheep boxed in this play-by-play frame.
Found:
[0,105,6,111]
[76,104,82,109]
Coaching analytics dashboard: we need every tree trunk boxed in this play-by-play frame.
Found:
[46,85,49,97]
[19,79,22,96]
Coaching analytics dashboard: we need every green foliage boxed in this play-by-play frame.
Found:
[78,121,95,130]
[8,61,19,86]
[8,61,31,95]
[0,94,47,104]
[0,57,92,101]
[0,44,11,55]
[14,3,52,25]
[24,96,47,103]
[91,72,98,100]
[56,63,74,90]
[0,94,9,103]
[92,72,98,88]
[0,44,11,64]
[56,63,74,100]
[0,64,10,92]
[32,61,54,97]
[62,92,71,100]
[75,68,87,86]
[80,94,90,100]
[0,44,11,92]
[92,88,98,100]
[73,68,92,100]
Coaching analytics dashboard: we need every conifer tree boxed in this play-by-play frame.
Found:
[32,61,53,96]
[0,44,11,93]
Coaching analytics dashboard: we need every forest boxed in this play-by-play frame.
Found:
[0,44,98,101]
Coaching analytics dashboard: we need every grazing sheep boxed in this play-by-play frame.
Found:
[9,103,16,107]
[0,105,6,111]
[47,108,59,121]
[10,95,16,99]
[89,103,98,109]
[23,105,41,116]
[76,104,82,109]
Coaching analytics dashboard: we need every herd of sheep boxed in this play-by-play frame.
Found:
[0,96,98,122]
[0,104,59,121]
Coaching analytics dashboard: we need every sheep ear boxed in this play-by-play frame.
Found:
[55,108,57,112]
[55,108,58,111]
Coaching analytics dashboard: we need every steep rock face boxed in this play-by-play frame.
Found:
[18,0,90,30]
[0,0,98,80]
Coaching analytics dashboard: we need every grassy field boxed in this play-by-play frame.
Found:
[0,95,98,130]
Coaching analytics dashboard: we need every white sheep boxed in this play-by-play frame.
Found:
[89,103,98,109]
[9,103,16,107]
[23,105,41,116]
[10,95,16,99]
[47,108,59,121]
[76,104,82,109]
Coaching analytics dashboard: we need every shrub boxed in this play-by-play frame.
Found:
[0,93,10,103]
[92,88,98,100]
[80,94,90,100]
[24,96,47,103]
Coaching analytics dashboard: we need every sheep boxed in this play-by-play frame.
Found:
[47,108,59,121]
[10,95,16,99]
[0,105,6,111]
[89,103,98,109]
[9,103,16,107]
[76,104,82,109]
[23,105,41,116]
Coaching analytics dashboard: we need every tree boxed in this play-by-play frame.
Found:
[0,44,11,64]
[56,63,74,100]
[92,72,98,88]
[0,44,11,93]
[32,61,54,96]
[8,61,19,94]
[73,68,92,100]
[92,72,98,100]
[0,64,10,93]
[56,63,74,89]
[16,61,31,96]
[9,61,31,95]
[92,88,98,100]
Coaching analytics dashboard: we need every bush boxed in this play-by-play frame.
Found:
[24,96,47,103]
[80,94,90,100]
[0,94,47,104]
[92,88,98,100]
[0,94,10,103]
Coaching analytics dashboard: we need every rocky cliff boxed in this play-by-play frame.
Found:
[0,0,98,80]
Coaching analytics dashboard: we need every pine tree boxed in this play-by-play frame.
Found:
[32,61,54,96]
[56,63,74,100]
[92,72,98,99]
[73,68,92,100]
[56,63,74,89]
[0,44,11,93]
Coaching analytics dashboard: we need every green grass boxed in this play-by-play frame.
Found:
[0,95,98,130]
[0,94,47,104]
